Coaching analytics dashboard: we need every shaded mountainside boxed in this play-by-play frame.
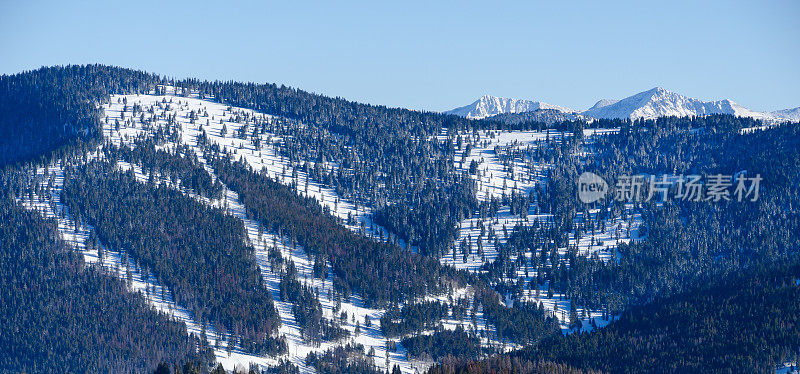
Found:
[0,199,207,373]
[432,261,800,374]
[0,65,161,168]
[535,261,800,373]
[61,160,285,355]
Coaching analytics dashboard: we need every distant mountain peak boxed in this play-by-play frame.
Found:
[445,95,573,119]
[581,87,768,121]
[589,98,619,111]
[448,88,797,123]
[771,107,800,122]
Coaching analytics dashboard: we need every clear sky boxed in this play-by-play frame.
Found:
[1,0,798,112]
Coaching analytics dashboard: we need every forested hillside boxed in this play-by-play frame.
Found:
[433,261,800,373]
[0,65,160,167]
[207,150,469,305]
[541,117,800,312]
[1,65,798,373]
[0,198,208,372]
[61,160,285,355]
[432,117,800,372]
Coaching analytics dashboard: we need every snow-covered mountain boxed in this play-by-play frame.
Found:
[771,107,800,122]
[446,95,573,119]
[447,88,798,123]
[587,98,619,111]
[582,87,769,121]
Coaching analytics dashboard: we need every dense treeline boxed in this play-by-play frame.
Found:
[540,117,800,312]
[473,286,561,345]
[381,286,560,350]
[61,161,285,355]
[435,264,800,373]
[373,179,477,256]
[305,343,383,374]
[190,73,490,257]
[505,261,800,373]
[429,357,593,374]
[190,79,485,137]
[106,139,223,199]
[154,361,236,374]
[402,327,484,362]
[265,359,301,374]
[0,199,207,372]
[277,255,349,345]
[0,65,161,167]
[208,150,469,306]
[380,301,450,338]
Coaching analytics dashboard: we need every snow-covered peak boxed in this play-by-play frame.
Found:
[581,87,771,121]
[771,107,800,122]
[447,89,796,123]
[588,98,619,111]
[446,95,574,119]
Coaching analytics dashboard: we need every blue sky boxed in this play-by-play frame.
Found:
[1,0,798,112]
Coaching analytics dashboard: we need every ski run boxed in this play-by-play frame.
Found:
[18,86,648,372]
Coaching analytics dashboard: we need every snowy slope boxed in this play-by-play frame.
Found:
[102,89,535,370]
[17,163,276,371]
[581,87,771,121]
[446,95,574,119]
[111,157,419,373]
[102,90,423,373]
[15,85,655,371]
[102,89,407,250]
[771,107,800,122]
[587,98,619,111]
[18,79,795,371]
[443,127,639,332]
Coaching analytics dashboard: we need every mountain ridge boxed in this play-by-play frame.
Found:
[580,86,768,121]
[445,94,573,120]
[447,88,798,122]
